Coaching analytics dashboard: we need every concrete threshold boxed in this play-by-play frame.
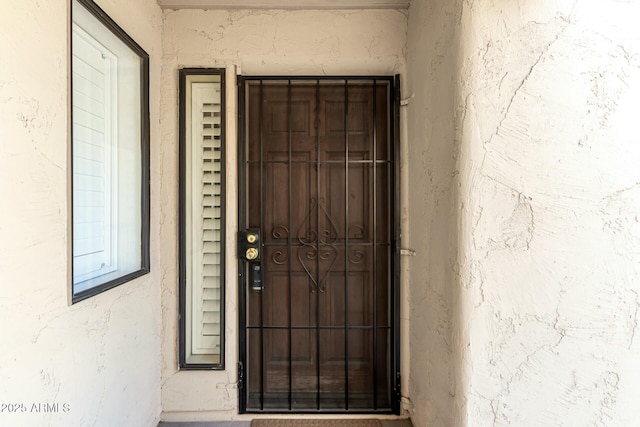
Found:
[159,420,413,427]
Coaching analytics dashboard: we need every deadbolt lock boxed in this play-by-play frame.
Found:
[245,247,259,260]
[246,233,258,244]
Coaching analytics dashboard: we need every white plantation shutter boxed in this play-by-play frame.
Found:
[190,82,223,357]
[72,24,117,287]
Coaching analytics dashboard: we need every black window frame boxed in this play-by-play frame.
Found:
[178,68,227,370]
[70,0,151,304]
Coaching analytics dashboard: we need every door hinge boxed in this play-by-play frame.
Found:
[394,373,402,413]
[237,361,245,390]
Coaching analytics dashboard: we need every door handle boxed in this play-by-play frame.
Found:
[245,247,259,260]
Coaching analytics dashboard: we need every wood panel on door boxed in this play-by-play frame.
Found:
[244,79,393,412]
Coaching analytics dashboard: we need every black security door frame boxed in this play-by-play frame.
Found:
[237,75,401,414]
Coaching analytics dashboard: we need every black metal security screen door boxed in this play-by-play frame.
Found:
[238,76,400,414]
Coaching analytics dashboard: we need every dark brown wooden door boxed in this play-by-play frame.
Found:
[241,78,397,413]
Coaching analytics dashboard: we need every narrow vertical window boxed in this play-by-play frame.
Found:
[71,0,150,303]
[179,69,226,368]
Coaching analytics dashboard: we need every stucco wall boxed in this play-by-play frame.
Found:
[404,0,460,426]
[454,0,640,426]
[0,1,163,426]
[160,8,407,420]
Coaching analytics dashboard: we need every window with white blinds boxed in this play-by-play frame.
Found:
[71,0,150,303]
[72,24,117,286]
[181,70,225,368]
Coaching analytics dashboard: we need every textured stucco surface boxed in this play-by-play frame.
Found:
[404,0,459,425]
[0,1,163,426]
[453,1,640,426]
[160,8,408,420]
[406,0,640,426]
[3,0,638,425]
